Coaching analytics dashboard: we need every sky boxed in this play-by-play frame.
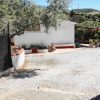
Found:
[33,0,100,10]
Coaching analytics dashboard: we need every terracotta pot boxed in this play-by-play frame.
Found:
[32,48,38,53]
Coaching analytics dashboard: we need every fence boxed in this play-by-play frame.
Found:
[0,23,13,73]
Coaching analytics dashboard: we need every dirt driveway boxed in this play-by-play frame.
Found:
[0,48,100,100]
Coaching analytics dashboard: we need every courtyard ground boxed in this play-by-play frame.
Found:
[0,48,100,100]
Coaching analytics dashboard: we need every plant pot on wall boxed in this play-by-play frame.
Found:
[32,48,38,53]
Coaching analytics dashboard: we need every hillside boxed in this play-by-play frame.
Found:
[72,8,100,13]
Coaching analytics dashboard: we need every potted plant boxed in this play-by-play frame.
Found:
[31,44,38,53]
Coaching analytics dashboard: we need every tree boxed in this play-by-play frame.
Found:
[8,0,44,38]
[42,0,71,32]
[0,0,8,29]
[0,0,40,38]
[0,0,71,36]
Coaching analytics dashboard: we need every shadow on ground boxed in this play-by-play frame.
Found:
[90,95,100,100]
[6,69,40,79]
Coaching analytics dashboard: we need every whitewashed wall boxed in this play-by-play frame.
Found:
[14,21,75,47]
[49,21,75,44]
[14,31,51,47]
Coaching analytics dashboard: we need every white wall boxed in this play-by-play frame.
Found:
[14,21,75,47]
[49,21,75,44]
[14,31,51,47]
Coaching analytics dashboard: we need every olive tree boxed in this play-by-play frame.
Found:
[0,0,8,29]
[41,0,72,32]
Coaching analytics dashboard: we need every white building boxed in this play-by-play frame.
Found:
[14,20,76,48]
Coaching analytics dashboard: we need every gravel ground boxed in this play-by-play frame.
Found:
[0,48,100,100]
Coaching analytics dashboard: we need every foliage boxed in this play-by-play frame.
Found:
[70,12,100,23]
[0,0,8,29]
[42,0,71,32]
[77,21,100,28]
[0,0,71,36]
[0,0,43,37]
[70,10,100,43]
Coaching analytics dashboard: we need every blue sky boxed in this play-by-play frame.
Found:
[70,0,100,10]
[33,0,100,10]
